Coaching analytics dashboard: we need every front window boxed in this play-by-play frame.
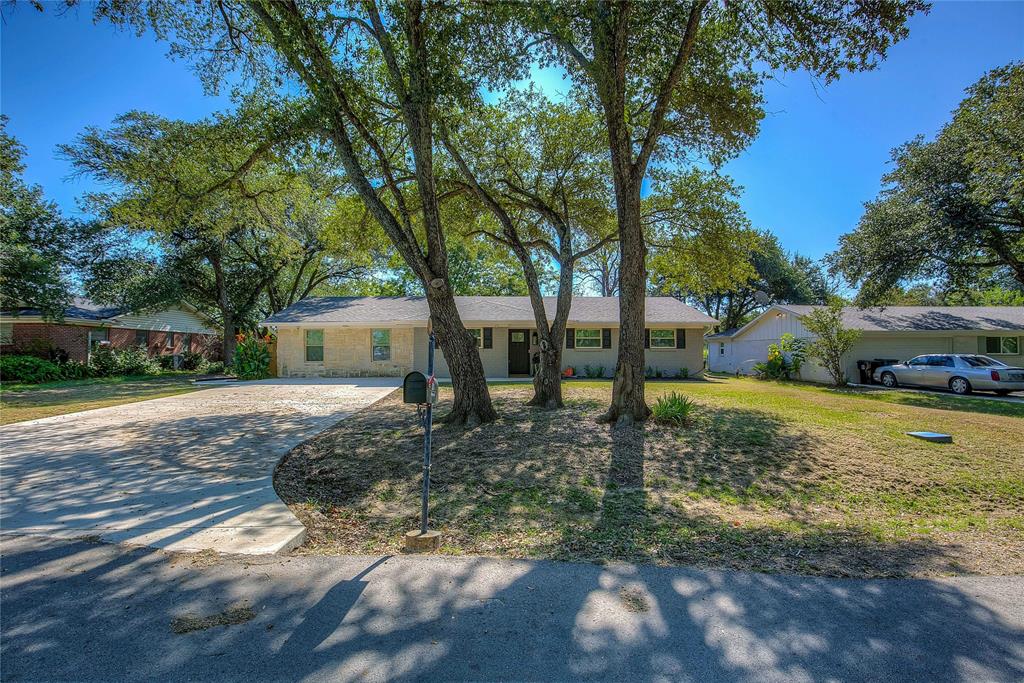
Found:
[372,329,391,361]
[135,330,148,347]
[650,329,676,349]
[575,328,601,349]
[469,328,483,348]
[182,334,192,352]
[89,328,109,352]
[908,356,928,366]
[718,343,725,355]
[985,336,1020,355]
[165,332,174,349]
[305,329,324,362]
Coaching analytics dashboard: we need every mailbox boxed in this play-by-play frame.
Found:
[403,371,427,404]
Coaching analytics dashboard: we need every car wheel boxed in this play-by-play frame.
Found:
[880,372,898,388]
[949,377,972,395]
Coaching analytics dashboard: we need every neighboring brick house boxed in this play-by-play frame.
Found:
[1,297,221,363]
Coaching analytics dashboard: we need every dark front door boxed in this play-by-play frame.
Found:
[508,329,530,375]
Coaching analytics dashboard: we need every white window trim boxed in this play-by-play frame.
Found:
[574,328,602,350]
[469,328,484,349]
[649,328,676,350]
[371,328,391,362]
[985,335,1021,356]
[305,328,325,363]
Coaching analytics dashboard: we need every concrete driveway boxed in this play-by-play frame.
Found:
[0,378,399,554]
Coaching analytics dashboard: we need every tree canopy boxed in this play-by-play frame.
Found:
[832,61,1023,304]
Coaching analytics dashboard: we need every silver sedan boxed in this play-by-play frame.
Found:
[873,354,1024,396]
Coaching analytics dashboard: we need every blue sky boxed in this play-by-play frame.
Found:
[2,1,1022,260]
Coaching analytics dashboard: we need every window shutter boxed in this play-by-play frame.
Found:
[566,328,575,349]
[644,328,650,349]
[483,327,493,349]
[676,329,686,349]
[602,328,612,349]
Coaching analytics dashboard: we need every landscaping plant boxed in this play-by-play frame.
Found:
[650,391,696,426]
[0,355,63,384]
[89,345,160,377]
[232,332,272,380]
[753,333,808,381]
[804,300,861,386]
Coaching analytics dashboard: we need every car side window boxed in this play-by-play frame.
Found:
[908,356,928,366]
[930,356,954,367]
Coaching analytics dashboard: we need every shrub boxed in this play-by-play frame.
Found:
[178,351,209,372]
[233,332,272,380]
[58,360,93,380]
[651,391,696,426]
[157,354,177,370]
[677,367,690,379]
[0,354,63,383]
[753,333,808,381]
[204,361,226,375]
[583,364,605,379]
[89,346,161,377]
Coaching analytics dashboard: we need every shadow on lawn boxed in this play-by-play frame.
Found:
[2,535,1022,681]
[276,387,982,575]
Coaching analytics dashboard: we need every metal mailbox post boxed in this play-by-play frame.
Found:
[402,330,440,550]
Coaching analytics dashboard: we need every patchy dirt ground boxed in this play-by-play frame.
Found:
[275,379,1024,578]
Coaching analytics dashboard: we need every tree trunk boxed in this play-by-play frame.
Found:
[222,310,236,364]
[601,188,651,423]
[529,345,564,409]
[426,287,497,427]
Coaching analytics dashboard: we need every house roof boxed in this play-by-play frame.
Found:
[2,296,219,328]
[262,296,718,326]
[709,304,1024,340]
[6,296,123,321]
[779,305,1024,332]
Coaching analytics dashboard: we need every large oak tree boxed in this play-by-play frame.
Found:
[527,0,925,423]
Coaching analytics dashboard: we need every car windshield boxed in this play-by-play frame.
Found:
[960,355,1008,368]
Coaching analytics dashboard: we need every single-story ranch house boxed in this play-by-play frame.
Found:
[1,297,221,363]
[707,304,1024,384]
[263,296,717,379]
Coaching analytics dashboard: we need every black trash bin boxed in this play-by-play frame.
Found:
[857,360,872,384]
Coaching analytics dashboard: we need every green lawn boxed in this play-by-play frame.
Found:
[0,374,202,424]
[276,376,1024,577]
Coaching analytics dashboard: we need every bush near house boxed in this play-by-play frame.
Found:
[89,345,161,377]
[0,355,64,384]
[232,332,273,380]
[753,333,807,381]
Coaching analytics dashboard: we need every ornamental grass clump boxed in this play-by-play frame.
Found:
[651,391,696,426]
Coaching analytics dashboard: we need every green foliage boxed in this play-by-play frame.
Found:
[177,351,209,372]
[651,392,696,427]
[204,361,227,375]
[0,117,102,319]
[755,333,808,381]
[232,333,272,381]
[803,301,862,386]
[677,368,690,380]
[582,364,605,379]
[832,61,1024,302]
[89,345,161,378]
[57,360,93,380]
[0,355,63,384]
[656,232,833,331]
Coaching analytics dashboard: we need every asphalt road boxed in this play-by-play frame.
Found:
[2,535,1022,682]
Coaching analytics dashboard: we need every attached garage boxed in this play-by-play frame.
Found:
[706,305,1024,385]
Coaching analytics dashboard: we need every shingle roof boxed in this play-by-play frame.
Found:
[779,305,1024,333]
[5,296,123,320]
[263,296,717,326]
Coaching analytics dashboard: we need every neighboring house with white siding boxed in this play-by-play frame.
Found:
[262,296,717,379]
[1,297,221,363]
[707,304,1024,384]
